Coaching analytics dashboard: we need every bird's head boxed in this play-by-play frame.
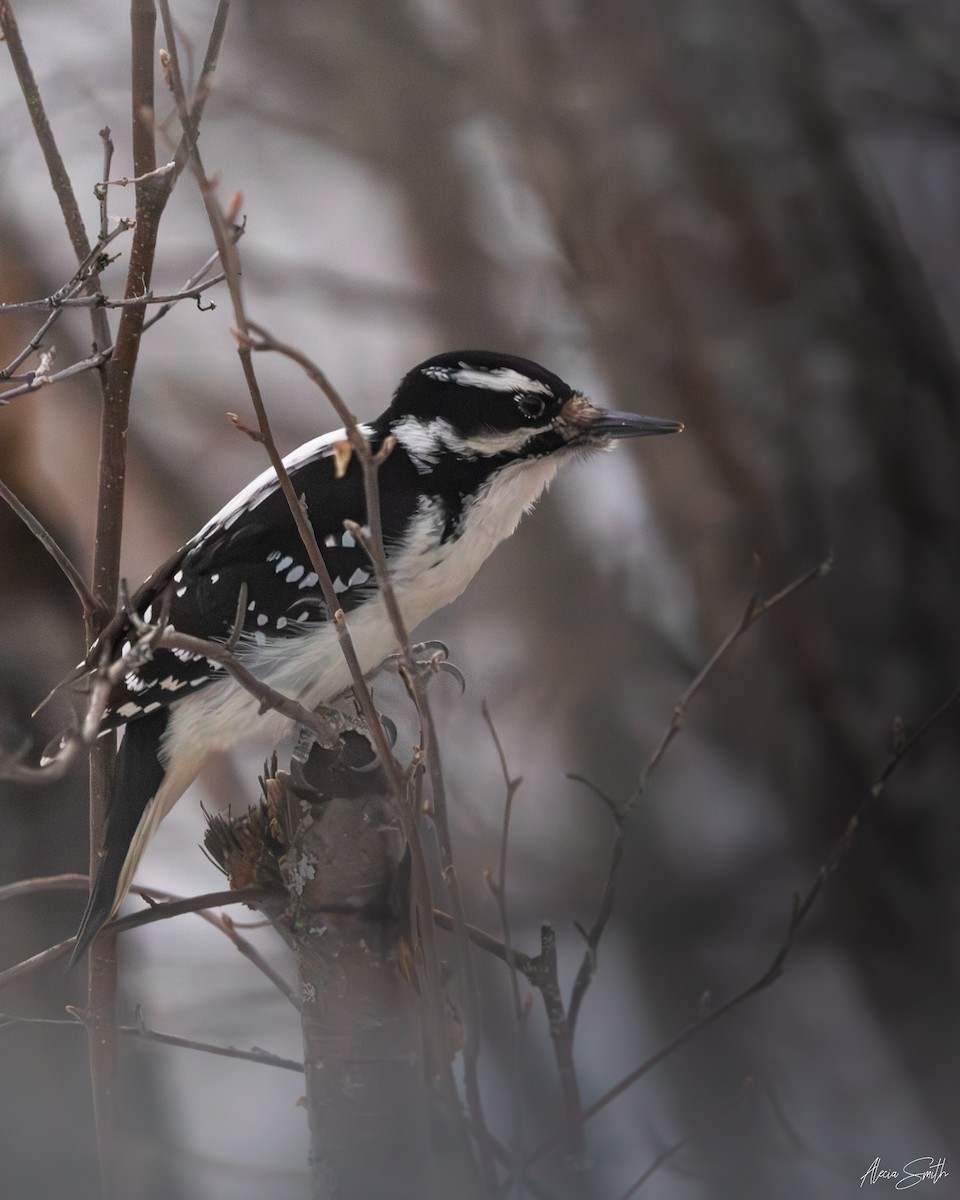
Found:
[380,350,682,474]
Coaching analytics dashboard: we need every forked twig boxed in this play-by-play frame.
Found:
[0,0,112,358]
[517,681,959,1177]
[135,884,300,1009]
[636,557,832,803]
[567,557,832,1041]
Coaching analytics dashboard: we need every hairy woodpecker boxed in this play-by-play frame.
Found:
[70,350,681,962]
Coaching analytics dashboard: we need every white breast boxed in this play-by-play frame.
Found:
[164,453,559,765]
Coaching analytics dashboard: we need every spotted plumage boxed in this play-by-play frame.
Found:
[70,350,681,962]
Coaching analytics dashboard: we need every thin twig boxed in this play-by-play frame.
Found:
[616,1079,753,1200]
[0,215,135,382]
[163,0,231,190]
[0,872,91,904]
[0,888,268,994]
[0,301,76,381]
[96,126,114,242]
[0,477,100,618]
[0,1008,304,1073]
[0,216,134,316]
[244,322,359,434]
[364,523,498,1176]
[636,557,832,804]
[135,885,300,1010]
[432,908,533,973]
[0,613,354,787]
[520,682,960,1175]
[0,871,297,1009]
[0,0,113,358]
[481,702,530,1189]
[0,348,114,403]
[104,160,176,188]
[481,701,525,1022]
[355,456,498,1180]
[126,1017,304,1072]
[154,629,353,753]
[0,275,224,314]
[523,925,585,1160]
[566,558,832,1042]
[143,229,242,332]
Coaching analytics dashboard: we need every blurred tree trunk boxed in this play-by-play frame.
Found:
[206,746,479,1200]
[471,0,960,1180]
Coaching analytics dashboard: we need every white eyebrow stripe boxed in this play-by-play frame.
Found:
[424,364,553,396]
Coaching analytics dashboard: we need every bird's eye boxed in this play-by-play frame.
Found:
[516,393,546,420]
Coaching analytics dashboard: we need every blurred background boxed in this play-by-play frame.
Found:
[1,1,958,1197]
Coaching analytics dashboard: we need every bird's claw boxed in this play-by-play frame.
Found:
[434,658,467,695]
[379,641,466,694]
[410,639,450,660]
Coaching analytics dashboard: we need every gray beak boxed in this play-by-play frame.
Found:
[591,410,684,439]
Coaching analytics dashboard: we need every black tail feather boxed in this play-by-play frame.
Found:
[70,709,169,966]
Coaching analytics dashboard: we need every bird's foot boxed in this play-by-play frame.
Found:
[379,640,466,695]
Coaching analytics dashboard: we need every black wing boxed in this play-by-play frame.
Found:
[101,432,422,729]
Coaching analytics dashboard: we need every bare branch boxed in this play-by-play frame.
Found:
[430,907,532,970]
[155,629,351,753]
[634,556,832,804]
[481,701,525,1022]
[244,321,359,436]
[0,477,100,618]
[615,1079,753,1200]
[0,274,223,315]
[0,602,356,788]
[1,302,78,382]
[0,0,112,357]
[0,732,81,785]
[0,347,114,404]
[164,169,400,789]
[128,1015,304,1072]
[163,0,231,190]
[0,215,134,382]
[524,925,585,1160]
[0,872,90,904]
[567,557,832,1042]
[0,870,297,1009]
[136,884,300,1010]
[143,227,242,332]
[104,161,176,188]
[277,322,503,1174]
[0,888,268,994]
[0,1007,304,1073]
[96,126,114,242]
[481,702,531,1180]
[520,682,959,1175]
